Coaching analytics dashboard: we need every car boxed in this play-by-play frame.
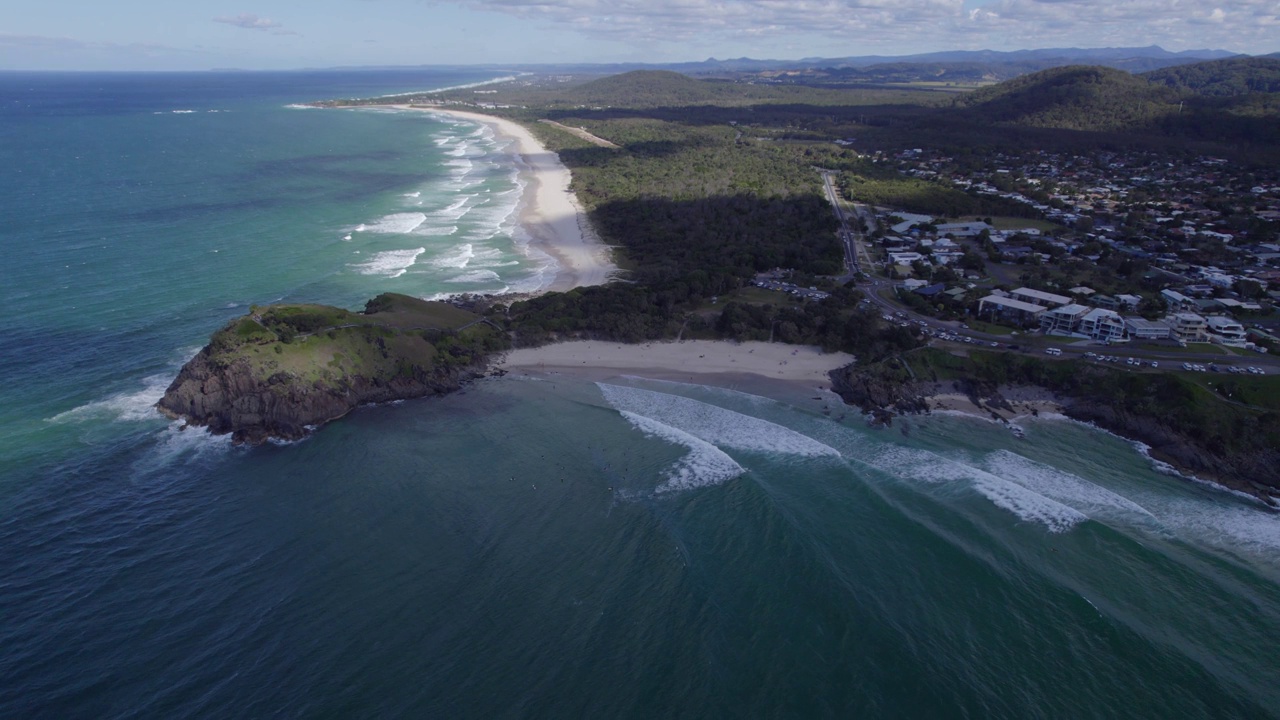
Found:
[990,341,999,347]
[1182,362,1193,370]
[1150,361,1159,368]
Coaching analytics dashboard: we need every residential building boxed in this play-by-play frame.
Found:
[1167,313,1208,343]
[1041,303,1091,335]
[1125,318,1172,340]
[977,295,1046,326]
[935,221,993,238]
[1161,289,1196,312]
[1012,287,1072,308]
[1078,308,1128,342]
[1206,316,1247,346]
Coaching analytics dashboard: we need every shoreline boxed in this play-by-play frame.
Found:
[496,340,854,397]
[388,104,617,294]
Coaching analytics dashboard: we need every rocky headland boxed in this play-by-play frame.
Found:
[157,293,508,444]
[829,348,1280,506]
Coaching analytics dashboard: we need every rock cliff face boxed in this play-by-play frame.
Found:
[828,354,1280,505]
[156,295,504,444]
[157,347,486,444]
[1064,400,1280,503]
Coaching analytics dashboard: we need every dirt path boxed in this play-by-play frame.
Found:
[538,120,620,149]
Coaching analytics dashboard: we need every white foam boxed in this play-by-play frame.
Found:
[618,412,744,493]
[417,225,458,237]
[430,196,475,221]
[354,224,367,232]
[972,474,1088,534]
[363,212,427,234]
[871,446,1087,533]
[1152,499,1280,556]
[49,374,173,425]
[598,384,841,459]
[430,243,474,269]
[446,269,502,284]
[133,423,236,476]
[354,247,425,278]
[983,450,1159,523]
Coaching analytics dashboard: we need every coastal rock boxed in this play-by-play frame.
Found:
[157,347,485,445]
[156,294,502,444]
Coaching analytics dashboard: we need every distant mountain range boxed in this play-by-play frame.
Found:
[495,46,1247,77]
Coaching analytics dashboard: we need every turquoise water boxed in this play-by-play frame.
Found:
[2,72,1280,718]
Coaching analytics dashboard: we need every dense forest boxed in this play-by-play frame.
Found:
[950,62,1280,146]
[1143,56,1280,95]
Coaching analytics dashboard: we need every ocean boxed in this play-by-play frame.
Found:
[2,70,1280,718]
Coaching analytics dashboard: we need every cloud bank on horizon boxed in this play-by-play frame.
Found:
[0,0,1276,71]
[446,0,1277,54]
[212,13,299,36]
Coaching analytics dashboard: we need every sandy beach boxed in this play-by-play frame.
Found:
[391,105,616,293]
[498,340,854,390]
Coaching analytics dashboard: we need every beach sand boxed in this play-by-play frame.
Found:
[393,105,616,293]
[498,340,854,392]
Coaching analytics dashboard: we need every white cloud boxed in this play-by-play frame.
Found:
[430,0,1279,54]
[213,13,285,31]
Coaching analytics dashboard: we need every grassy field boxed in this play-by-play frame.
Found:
[1179,372,1280,411]
[1131,342,1233,356]
[965,319,1017,336]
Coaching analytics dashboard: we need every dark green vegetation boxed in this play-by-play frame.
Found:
[211,294,499,378]
[159,294,507,443]
[947,61,1280,149]
[955,66,1181,133]
[1144,56,1280,96]
[833,348,1280,500]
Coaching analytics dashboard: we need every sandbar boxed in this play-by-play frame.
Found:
[391,105,617,293]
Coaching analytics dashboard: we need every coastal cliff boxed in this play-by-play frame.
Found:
[830,348,1280,504]
[157,294,508,444]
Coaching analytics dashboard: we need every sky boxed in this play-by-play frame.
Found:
[1,0,1277,71]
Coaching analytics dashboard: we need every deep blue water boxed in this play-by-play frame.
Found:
[2,71,1280,719]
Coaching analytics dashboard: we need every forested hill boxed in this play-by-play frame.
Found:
[1142,56,1280,95]
[949,60,1280,145]
[955,65,1181,132]
[561,70,730,107]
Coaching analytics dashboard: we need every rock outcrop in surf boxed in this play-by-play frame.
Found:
[157,293,507,444]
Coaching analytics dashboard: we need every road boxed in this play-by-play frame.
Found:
[819,170,860,278]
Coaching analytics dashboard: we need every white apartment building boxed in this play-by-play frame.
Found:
[1167,313,1208,343]
[1206,316,1247,346]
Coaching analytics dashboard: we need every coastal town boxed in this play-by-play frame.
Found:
[809,146,1280,369]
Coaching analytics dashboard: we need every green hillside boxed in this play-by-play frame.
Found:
[1143,57,1280,95]
[956,65,1180,132]
[562,70,730,107]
